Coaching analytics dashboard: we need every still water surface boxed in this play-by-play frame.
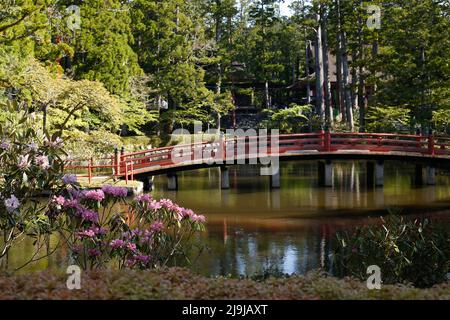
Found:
[8,161,450,276]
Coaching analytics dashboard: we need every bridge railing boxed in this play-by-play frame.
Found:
[63,131,450,180]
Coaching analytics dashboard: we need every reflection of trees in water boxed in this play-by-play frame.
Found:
[196,221,336,277]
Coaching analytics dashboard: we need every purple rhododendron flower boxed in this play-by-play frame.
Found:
[63,198,79,209]
[27,142,38,152]
[83,189,105,201]
[135,194,152,203]
[4,195,20,212]
[62,174,77,185]
[88,248,102,257]
[110,239,125,249]
[0,139,10,150]
[68,188,83,200]
[81,208,99,223]
[133,254,151,264]
[102,185,128,197]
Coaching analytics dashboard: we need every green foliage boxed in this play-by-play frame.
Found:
[366,106,411,133]
[64,130,123,159]
[432,109,450,135]
[333,214,450,288]
[0,101,69,266]
[263,104,312,133]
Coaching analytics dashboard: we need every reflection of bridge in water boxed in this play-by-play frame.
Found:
[66,131,450,191]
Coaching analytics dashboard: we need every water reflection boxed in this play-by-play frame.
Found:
[150,161,450,276]
[6,161,450,276]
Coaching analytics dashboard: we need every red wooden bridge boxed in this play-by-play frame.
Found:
[65,131,450,186]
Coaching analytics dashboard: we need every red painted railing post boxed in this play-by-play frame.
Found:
[325,127,331,152]
[125,162,129,185]
[130,161,134,181]
[88,158,93,184]
[120,146,125,176]
[428,129,435,156]
[114,147,120,177]
[319,129,325,151]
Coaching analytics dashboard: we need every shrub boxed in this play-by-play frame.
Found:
[49,188,206,270]
[333,214,449,288]
[263,104,313,133]
[366,106,411,133]
[0,101,70,268]
[432,109,450,135]
[0,268,448,300]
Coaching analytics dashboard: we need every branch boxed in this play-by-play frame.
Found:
[0,6,41,34]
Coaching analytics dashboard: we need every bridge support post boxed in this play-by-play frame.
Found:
[270,169,281,189]
[220,166,230,189]
[426,166,436,185]
[142,176,154,192]
[318,160,333,187]
[167,173,178,191]
[415,164,424,186]
[366,162,375,188]
[375,160,384,187]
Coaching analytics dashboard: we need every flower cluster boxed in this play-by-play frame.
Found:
[102,185,128,198]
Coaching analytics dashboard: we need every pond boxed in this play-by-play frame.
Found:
[6,161,450,276]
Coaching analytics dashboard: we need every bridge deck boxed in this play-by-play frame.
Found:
[65,132,450,182]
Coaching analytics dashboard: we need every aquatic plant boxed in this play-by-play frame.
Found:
[333,213,450,288]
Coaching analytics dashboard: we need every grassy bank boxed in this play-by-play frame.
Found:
[77,177,143,189]
[0,268,448,300]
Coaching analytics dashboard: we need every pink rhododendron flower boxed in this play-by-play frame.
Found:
[148,200,162,211]
[191,214,206,223]
[36,155,50,169]
[77,229,96,238]
[150,221,164,233]
[159,198,175,209]
[45,137,63,148]
[135,194,152,203]
[52,195,66,206]
[18,154,30,169]
[126,242,137,252]
[83,189,105,201]
[0,139,10,150]
[27,142,38,152]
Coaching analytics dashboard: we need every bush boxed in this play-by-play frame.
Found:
[432,109,450,135]
[263,104,313,133]
[0,268,448,300]
[0,101,69,268]
[333,214,449,288]
[366,106,411,133]
[49,188,206,270]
